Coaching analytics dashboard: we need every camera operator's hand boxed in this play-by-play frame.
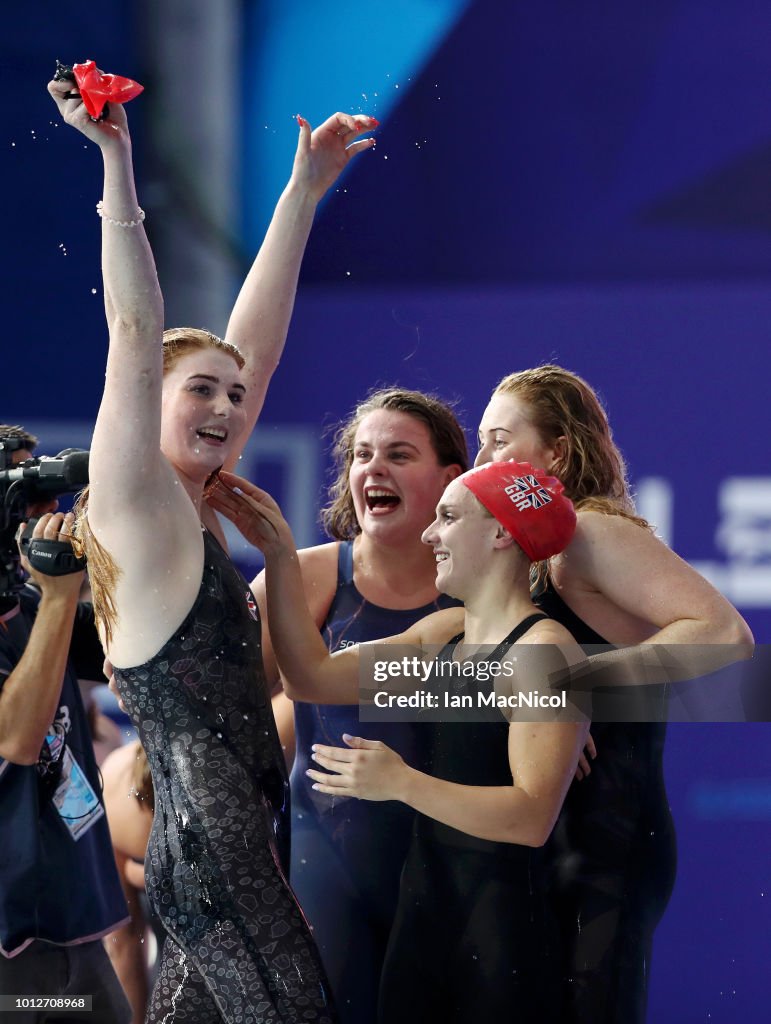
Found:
[18,512,84,599]
[47,77,130,150]
[1,513,86,764]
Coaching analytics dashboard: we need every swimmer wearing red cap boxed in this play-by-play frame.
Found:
[206,462,590,1022]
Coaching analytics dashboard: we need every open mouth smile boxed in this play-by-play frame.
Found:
[365,487,401,514]
[196,426,228,445]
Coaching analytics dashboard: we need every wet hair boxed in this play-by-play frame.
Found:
[130,741,155,812]
[493,365,648,527]
[71,495,117,645]
[162,327,245,372]
[75,328,245,646]
[322,387,469,540]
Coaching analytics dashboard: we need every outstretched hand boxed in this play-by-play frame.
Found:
[291,112,378,203]
[204,470,295,556]
[306,734,408,802]
[47,77,129,149]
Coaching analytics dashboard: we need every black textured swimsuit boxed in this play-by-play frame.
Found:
[535,582,677,1024]
[114,530,336,1023]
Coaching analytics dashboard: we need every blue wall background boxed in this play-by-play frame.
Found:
[3,4,770,1020]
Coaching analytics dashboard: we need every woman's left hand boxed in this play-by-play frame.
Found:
[306,734,407,801]
[291,112,378,203]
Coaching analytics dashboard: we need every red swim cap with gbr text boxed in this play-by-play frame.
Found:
[461,460,576,561]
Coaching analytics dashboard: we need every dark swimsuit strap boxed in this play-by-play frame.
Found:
[444,612,550,662]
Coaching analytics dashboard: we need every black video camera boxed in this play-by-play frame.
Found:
[0,439,90,598]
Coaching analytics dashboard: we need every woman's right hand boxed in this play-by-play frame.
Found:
[47,77,129,150]
[205,471,296,557]
[290,112,378,204]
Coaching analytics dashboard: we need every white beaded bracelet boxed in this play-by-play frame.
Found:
[96,200,146,228]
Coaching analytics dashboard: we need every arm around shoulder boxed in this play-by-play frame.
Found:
[568,510,753,654]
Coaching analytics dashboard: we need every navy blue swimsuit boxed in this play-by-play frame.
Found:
[114,530,336,1024]
[290,541,459,1024]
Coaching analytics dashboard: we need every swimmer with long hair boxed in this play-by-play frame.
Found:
[48,73,377,1023]
[475,365,753,1022]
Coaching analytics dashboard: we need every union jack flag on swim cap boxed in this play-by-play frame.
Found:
[460,460,576,561]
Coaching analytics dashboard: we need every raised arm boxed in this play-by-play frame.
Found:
[47,80,166,525]
[224,113,377,465]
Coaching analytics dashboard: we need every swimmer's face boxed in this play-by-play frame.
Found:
[160,350,247,482]
[349,410,461,546]
[475,393,560,470]
[422,478,499,599]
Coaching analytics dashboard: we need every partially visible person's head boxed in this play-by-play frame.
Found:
[0,425,58,521]
[0,424,39,466]
[476,365,634,511]
[323,388,469,542]
[159,328,248,482]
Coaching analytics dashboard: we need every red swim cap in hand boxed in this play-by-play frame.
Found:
[72,60,144,120]
[461,460,576,561]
